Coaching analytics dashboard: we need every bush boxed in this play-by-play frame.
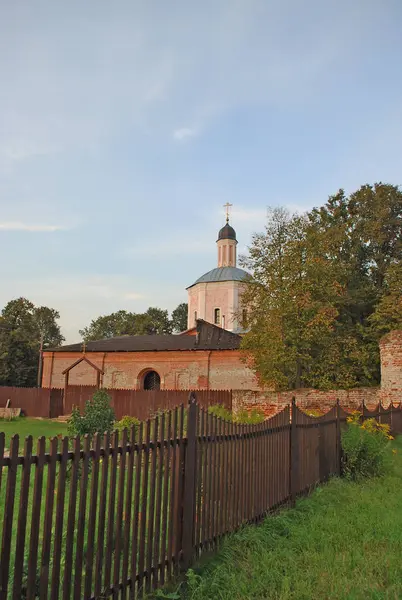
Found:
[68,389,115,438]
[115,415,140,435]
[235,408,265,425]
[341,413,394,480]
[208,404,233,421]
[303,408,324,417]
[207,405,265,425]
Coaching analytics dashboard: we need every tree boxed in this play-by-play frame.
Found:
[79,310,134,341]
[241,183,402,391]
[171,303,188,332]
[240,208,342,390]
[68,389,115,438]
[0,297,64,387]
[80,306,173,341]
[369,263,402,336]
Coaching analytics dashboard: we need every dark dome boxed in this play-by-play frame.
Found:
[218,222,237,241]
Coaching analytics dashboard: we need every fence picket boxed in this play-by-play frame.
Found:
[153,413,165,588]
[160,412,171,586]
[104,431,119,593]
[50,436,69,600]
[84,433,101,600]
[1,435,19,600]
[121,426,136,600]
[146,417,158,593]
[130,422,143,599]
[12,436,33,600]
[138,419,151,594]
[27,436,46,600]
[113,428,128,598]
[73,435,90,600]
[94,432,110,599]
[62,436,80,600]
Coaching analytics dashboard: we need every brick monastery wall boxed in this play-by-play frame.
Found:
[42,349,260,391]
[42,330,402,416]
[232,387,380,417]
[233,331,402,415]
[379,330,402,405]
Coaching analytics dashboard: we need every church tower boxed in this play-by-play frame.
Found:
[186,205,250,332]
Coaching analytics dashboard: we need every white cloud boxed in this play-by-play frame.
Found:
[173,127,199,141]
[0,222,66,232]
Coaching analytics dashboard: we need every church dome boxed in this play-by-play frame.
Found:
[187,266,250,289]
[217,222,237,241]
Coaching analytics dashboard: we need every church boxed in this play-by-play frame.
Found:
[41,211,259,391]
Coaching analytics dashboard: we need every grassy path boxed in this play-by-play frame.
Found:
[173,437,402,600]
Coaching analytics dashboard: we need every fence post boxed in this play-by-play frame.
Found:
[378,402,382,425]
[181,392,198,571]
[336,399,341,476]
[390,400,393,434]
[289,397,299,507]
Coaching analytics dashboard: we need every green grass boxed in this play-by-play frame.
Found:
[169,437,402,600]
[0,417,68,448]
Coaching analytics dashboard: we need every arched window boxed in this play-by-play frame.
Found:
[143,370,161,390]
[194,311,197,326]
[214,308,221,325]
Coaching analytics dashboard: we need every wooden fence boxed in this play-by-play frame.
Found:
[63,386,232,420]
[0,386,232,420]
[0,387,62,418]
[0,398,401,600]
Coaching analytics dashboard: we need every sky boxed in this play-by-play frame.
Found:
[1,0,402,343]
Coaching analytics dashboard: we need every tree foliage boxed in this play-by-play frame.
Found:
[67,389,115,437]
[0,297,64,387]
[79,304,187,341]
[171,302,188,332]
[241,183,402,390]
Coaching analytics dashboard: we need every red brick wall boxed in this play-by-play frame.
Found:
[232,331,402,416]
[232,387,380,417]
[42,349,259,391]
[41,330,402,416]
[379,330,402,405]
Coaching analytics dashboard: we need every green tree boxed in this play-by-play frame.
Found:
[241,183,402,390]
[369,263,402,336]
[68,389,115,438]
[240,208,342,390]
[171,302,188,332]
[0,298,64,386]
[79,310,133,341]
[80,306,173,341]
[309,183,402,383]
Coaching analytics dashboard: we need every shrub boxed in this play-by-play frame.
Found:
[303,408,324,417]
[208,404,233,421]
[235,408,265,425]
[115,415,140,435]
[207,405,265,425]
[341,414,394,480]
[68,389,115,438]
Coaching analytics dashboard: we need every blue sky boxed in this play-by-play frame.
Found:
[1,0,402,342]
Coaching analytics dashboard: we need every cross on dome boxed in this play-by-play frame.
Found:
[223,202,233,223]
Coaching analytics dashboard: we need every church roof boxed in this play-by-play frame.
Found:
[187,266,250,289]
[48,320,241,353]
